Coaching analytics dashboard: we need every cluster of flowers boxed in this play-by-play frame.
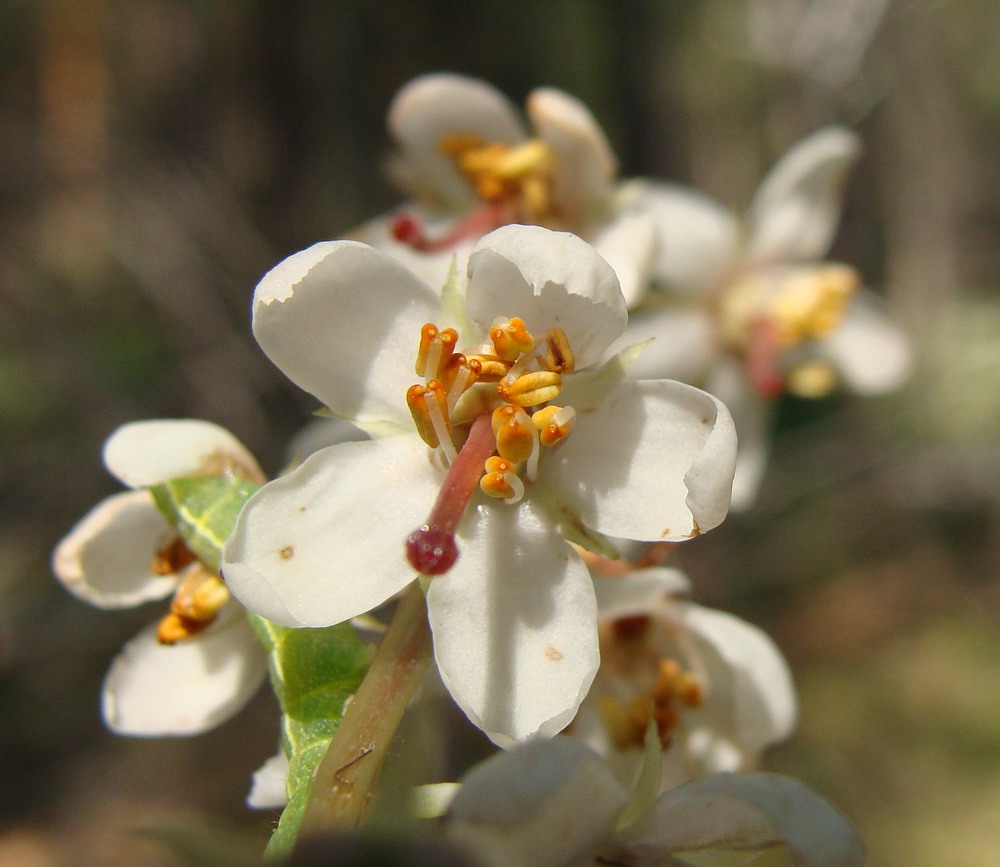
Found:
[54,73,909,863]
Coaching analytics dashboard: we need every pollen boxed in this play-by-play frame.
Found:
[404,315,579,573]
[490,316,535,361]
[156,566,231,645]
[439,135,555,221]
[497,369,562,407]
[532,405,576,446]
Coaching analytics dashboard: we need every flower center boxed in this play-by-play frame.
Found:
[390,135,557,252]
[404,316,577,575]
[718,263,859,399]
[597,614,705,751]
[151,538,231,645]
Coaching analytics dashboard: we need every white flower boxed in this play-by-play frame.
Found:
[352,72,657,304]
[620,127,911,507]
[571,566,797,790]
[52,419,268,736]
[446,737,865,867]
[222,224,737,747]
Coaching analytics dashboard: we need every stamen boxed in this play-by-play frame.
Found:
[544,327,575,373]
[497,369,562,407]
[424,381,456,464]
[407,384,441,448]
[444,356,478,412]
[156,567,231,645]
[532,405,576,446]
[465,353,510,382]
[492,406,537,464]
[406,414,497,576]
[152,536,196,575]
[479,461,525,503]
[490,316,535,361]
[415,323,440,378]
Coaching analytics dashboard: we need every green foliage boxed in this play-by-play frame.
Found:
[149,471,372,859]
[150,475,260,573]
[252,617,371,859]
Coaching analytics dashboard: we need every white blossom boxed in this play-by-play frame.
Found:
[447,737,865,867]
[619,127,911,507]
[223,224,737,747]
[52,420,268,736]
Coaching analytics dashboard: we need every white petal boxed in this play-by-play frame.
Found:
[823,292,912,394]
[592,567,692,615]
[247,751,289,809]
[101,605,267,736]
[252,241,441,429]
[540,380,737,541]
[590,207,657,309]
[52,490,178,609]
[631,181,740,295]
[747,127,861,264]
[283,417,369,467]
[465,225,627,369]
[526,87,617,221]
[223,436,437,627]
[387,73,527,209]
[705,357,773,511]
[427,499,599,748]
[606,304,717,383]
[103,419,261,488]
[682,604,797,755]
[621,772,865,867]
[448,738,627,867]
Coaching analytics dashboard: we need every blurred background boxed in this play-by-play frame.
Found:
[3,0,999,864]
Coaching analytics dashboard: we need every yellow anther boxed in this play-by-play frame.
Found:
[771,264,859,347]
[490,316,535,361]
[407,382,451,449]
[496,414,537,465]
[491,403,520,434]
[544,328,575,374]
[675,671,705,709]
[495,139,553,179]
[407,384,439,447]
[465,354,510,382]
[479,467,525,503]
[171,570,230,623]
[415,323,459,380]
[532,405,576,446]
[484,455,516,475]
[497,370,562,407]
[157,612,211,645]
[415,323,439,377]
[786,359,838,398]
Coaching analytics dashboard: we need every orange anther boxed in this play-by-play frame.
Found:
[490,316,535,361]
[496,415,536,464]
[544,328,575,374]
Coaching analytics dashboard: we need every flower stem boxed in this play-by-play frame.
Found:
[294,582,433,843]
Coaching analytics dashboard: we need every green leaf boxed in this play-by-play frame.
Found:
[148,473,372,859]
[252,616,371,859]
[149,475,260,572]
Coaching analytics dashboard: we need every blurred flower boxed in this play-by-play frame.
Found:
[353,72,656,303]
[52,419,268,736]
[572,566,796,790]
[620,127,911,507]
[446,737,865,867]
[223,224,737,747]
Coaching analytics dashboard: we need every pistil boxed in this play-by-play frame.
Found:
[405,413,498,575]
